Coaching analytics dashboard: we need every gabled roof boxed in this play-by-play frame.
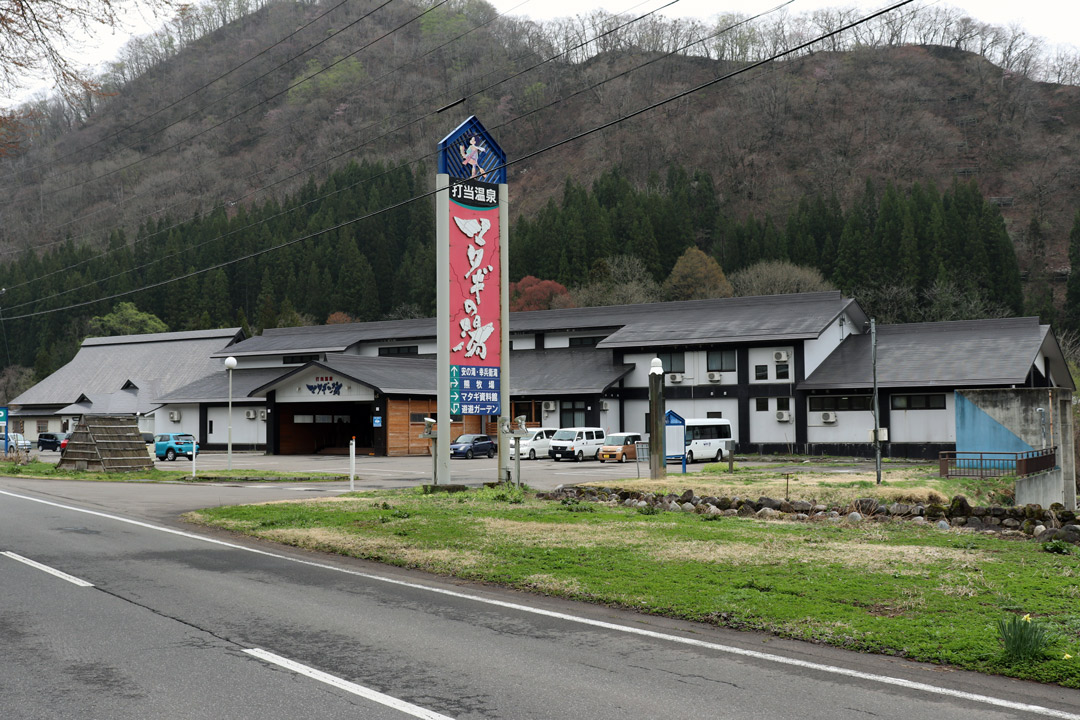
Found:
[507,349,633,395]
[800,317,1074,391]
[12,327,244,408]
[154,367,286,404]
[213,292,865,357]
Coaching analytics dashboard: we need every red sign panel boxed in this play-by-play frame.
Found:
[448,177,501,415]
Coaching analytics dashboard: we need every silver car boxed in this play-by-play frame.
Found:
[6,433,32,452]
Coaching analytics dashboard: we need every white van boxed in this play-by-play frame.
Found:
[509,427,557,460]
[549,427,607,461]
[683,418,733,463]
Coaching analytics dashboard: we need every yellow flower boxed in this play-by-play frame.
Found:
[1065,654,1074,660]
[1021,614,1032,622]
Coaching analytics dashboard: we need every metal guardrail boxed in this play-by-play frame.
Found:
[938,447,1057,479]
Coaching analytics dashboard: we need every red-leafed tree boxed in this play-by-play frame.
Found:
[509,276,570,312]
[326,311,355,325]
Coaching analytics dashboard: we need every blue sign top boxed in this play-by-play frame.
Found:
[665,410,685,426]
[438,116,506,185]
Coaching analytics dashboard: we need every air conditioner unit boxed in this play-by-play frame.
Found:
[821,411,837,424]
[244,409,257,420]
[775,410,791,422]
[600,400,610,411]
[869,427,889,443]
[773,350,789,362]
[168,410,181,422]
[259,409,267,420]
[668,373,684,383]
[706,371,722,382]
[542,401,557,412]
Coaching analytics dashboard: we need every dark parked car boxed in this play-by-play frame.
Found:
[449,434,495,459]
[37,432,69,451]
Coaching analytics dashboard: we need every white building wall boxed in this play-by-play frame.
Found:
[806,410,875,443]
[889,395,955,443]
[207,406,267,445]
[274,368,375,402]
[747,347,796,385]
[357,341,437,357]
[748,397,797,446]
[598,398,619,435]
[154,404,200,437]
[665,398,740,443]
[803,314,854,376]
[511,335,536,350]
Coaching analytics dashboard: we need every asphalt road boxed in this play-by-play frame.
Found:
[1,476,1078,719]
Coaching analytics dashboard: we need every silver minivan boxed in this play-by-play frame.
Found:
[549,426,607,461]
[510,427,557,460]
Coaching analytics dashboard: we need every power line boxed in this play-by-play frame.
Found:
[2,0,917,322]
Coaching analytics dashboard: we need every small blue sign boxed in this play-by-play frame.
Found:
[373,416,383,428]
[438,116,506,185]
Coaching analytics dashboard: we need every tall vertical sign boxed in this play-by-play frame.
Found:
[436,117,507,485]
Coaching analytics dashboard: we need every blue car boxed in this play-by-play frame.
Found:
[449,434,495,459]
[155,433,199,461]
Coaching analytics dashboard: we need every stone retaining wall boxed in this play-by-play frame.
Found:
[538,487,1080,546]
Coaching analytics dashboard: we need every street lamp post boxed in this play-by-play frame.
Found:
[225,356,237,471]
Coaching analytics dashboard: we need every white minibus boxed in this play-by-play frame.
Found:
[682,418,733,463]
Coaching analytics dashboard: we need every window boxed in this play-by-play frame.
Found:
[809,395,873,411]
[706,411,723,419]
[569,336,602,347]
[208,420,214,434]
[294,415,314,424]
[36,420,49,433]
[378,345,418,356]
[409,413,428,424]
[656,352,685,373]
[755,365,768,380]
[755,397,769,411]
[776,397,790,411]
[12,420,23,433]
[707,350,736,372]
[283,354,317,364]
[561,400,586,428]
[891,394,946,410]
[776,363,790,380]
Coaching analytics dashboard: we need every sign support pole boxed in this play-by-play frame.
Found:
[497,182,510,485]
[436,173,451,486]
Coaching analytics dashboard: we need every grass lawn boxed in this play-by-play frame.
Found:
[0,458,345,483]
[185,483,1080,688]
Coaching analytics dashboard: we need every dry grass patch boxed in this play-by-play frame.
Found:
[522,574,586,595]
[653,537,992,574]
[259,528,483,570]
[478,518,659,547]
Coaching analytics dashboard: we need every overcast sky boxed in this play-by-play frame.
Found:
[7,0,1077,106]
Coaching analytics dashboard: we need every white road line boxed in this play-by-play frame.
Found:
[1,489,1076,720]
[1,550,94,587]
[244,648,454,719]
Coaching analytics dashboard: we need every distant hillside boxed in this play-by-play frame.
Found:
[0,0,1078,329]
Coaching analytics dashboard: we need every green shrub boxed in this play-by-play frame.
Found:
[997,613,1052,662]
[637,504,660,515]
[1042,539,1074,555]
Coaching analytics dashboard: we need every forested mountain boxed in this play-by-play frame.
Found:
[1,0,1079,389]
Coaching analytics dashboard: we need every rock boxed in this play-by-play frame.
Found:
[910,516,927,525]
[1050,528,1080,545]
[681,502,696,513]
[737,503,756,517]
[716,497,732,511]
[636,500,649,508]
[951,516,967,526]
[970,505,987,517]
[989,505,1006,517]
[1023,504,1045,520]
[912,504,925,516]
[622,498,637,507]
[827,510,840,518]
[791,500,813,513]
[925,503,947,519]
[846,512,863,523]
[722,509,739,517]
[936,519,951,530]
[887,503,912,516]
[1001,518,1021,529]
[705,504,722,516]
[965,516,983,531]
[947,496,972,518]
[984,516,1001,526]
[853,498,879,515]
[791,513,809,521]
[779,500,795,514]
[758,496,782,511]
[1060,510,1077,523]
[1064,524,1080,534]
[756,507,780,519]
[812,504,828,514]
[678,489,696,504]
[1033,525,1047,538]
